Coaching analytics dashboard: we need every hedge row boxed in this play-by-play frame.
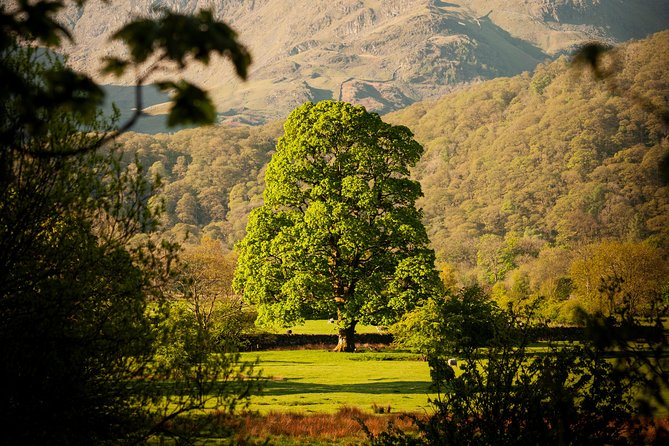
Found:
[239,333,393,351]
[238,325,665,351]
[521,325,666,342]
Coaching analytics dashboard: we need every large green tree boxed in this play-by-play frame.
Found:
[234,101,441,351]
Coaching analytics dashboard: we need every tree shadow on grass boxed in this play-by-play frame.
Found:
[131,378,260,398]
[132,379,431,400]
[261,380,432,396]
[255,359,313,364]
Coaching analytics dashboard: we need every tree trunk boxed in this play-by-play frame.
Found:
[333,323,356,352]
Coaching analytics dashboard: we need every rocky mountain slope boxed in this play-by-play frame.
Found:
[60,0,669,125]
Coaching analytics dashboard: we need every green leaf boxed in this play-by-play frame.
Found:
[110,9,251,77]
[40,67,105,120]
[12,0,72,47]
[100,57,130,77]
[158,81,216,126]
[110,19,158,64]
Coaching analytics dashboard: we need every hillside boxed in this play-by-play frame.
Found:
[386,30,669,265]
[130,31,669,249]
[121,30,669,319]
[60,0,669,126]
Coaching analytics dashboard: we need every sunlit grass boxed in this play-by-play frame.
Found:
[144,345,668,444]
[240,345,669,417]
[240,349,434,414]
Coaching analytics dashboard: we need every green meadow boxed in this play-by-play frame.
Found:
[240,349,435,414]
[239,326,669,417]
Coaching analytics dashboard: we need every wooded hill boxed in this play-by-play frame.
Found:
[116,122,280,249]
[385,30,669,318]
[121,30,669,320]
[387,30,669,266]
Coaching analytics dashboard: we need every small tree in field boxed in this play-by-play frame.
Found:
[176,237,255,349]
[234,101,441,351]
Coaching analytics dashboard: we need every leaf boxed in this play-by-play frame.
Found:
[110,9,251,77]
[158,81,216,127]
[40,67,105,119]
[571,42,612,80]
[13,0,73,47]
[100,57,130,77]
[110,19,158,64]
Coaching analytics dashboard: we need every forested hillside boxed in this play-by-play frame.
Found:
[126,30,669,320]
[118,122,282,249]
[390,30,669,252]
[387,30,669,317]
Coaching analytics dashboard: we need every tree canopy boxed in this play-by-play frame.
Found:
[234,101,441,351]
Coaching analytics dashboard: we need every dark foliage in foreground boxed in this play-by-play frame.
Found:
[369,292,669,445]
[0,1,259,443]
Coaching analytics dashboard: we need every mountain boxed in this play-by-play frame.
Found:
[60,0,669,127]
[116,30,669,315]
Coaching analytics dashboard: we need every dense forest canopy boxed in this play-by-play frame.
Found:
[388,30,669,257]
[125,30,669,321]
[117,121,283,249]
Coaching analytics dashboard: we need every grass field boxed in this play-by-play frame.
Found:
[239,344,669,416]
[226,320,668,444]
[240,349,435,414]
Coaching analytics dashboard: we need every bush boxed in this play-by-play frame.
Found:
[370,303,667,445]
[392,285,503,356]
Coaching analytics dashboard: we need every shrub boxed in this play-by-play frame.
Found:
[370,305,665,445]
[392,285,503,356]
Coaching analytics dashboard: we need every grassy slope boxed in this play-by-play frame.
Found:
[240,350,434,414]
